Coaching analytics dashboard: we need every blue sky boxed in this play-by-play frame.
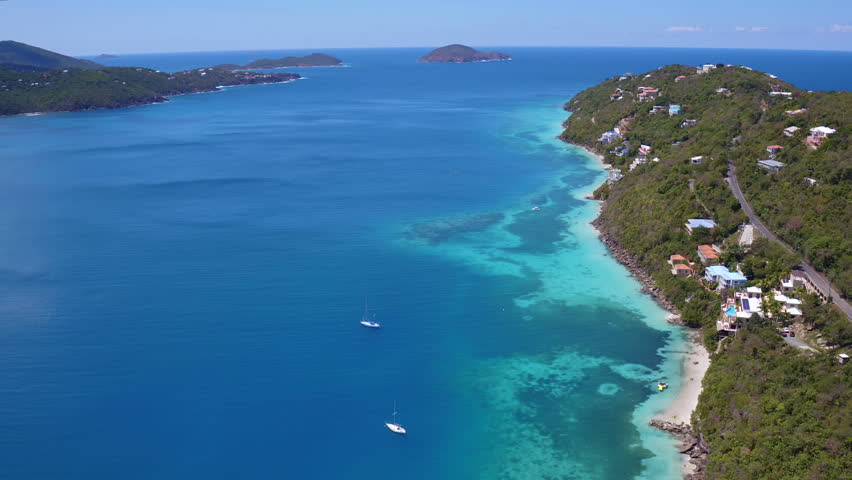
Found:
[2,0,851,55]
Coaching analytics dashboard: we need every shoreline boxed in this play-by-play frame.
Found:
[566,136,709,479]
[1,77,300,119]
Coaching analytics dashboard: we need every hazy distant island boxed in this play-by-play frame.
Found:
[214,53,343,70]
[96,54,118,59]
[418,44,511,63]
[0,41,301,116]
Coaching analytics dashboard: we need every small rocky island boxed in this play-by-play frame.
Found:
[418,44,511,63]
[214,53,343,70]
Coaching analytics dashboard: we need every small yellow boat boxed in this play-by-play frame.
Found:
[658,382,668,392]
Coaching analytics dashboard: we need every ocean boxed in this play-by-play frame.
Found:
[0,47,848,480]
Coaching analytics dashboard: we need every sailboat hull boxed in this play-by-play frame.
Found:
[360,321,381,328]
[386,423,406,434]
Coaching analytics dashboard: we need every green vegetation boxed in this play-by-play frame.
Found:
[418,44,511,63]
[215,53,342,70]
[562,65,851,479]
[696,323,851,480]
[0,66,299,116]
[0,40,101,72]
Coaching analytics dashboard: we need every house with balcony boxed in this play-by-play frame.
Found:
[705,265,748,290]
[807,126,836,147]
[697,244,719,263]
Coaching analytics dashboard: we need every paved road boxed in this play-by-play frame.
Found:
[782,334,817,352]
[726,162,852,320]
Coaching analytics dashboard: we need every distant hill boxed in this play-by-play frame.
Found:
[0,40,102,72]
[214,53,343,70]
[418,44,511,63]
[96,54,118,59]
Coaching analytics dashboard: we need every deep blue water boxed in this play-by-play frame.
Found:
[0,48,848,480]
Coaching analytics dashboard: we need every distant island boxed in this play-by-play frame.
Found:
[0,41,301,116]
[214,53,343,70]
[418,44,511,63]
[0,40,101,72]
[96,54,118,59]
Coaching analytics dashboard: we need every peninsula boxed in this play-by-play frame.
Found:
[418,44,511,63]
[562,64,850,479]
[0,40,101,72]
[0,42,301,116]
[214,53,343,70]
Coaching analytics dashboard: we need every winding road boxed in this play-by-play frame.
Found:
[726,162,852,320]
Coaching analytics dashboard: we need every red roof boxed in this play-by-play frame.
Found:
[767,145,784,149]
[675,264,693,271]
[698,245,719,259]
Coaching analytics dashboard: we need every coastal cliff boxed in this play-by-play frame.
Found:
[419,44,511,63]
[563,64,851,479]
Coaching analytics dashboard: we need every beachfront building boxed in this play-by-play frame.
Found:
[669,105,681,115]
[783,126,800,137]
[607,168,624,184]
[599,128,621,144]
[807,126,836,147]
[697,244,719,263]
[685,218,717,234]
[758,159,785,173]
[704,265,748,290]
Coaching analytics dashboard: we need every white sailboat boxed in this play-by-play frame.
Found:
[385,401,406,435]
[360,297,381,329]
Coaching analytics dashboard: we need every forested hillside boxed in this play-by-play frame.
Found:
[562,64,851,479]
[0,66,299,116]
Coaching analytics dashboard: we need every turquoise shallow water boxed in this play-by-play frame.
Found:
[0,47,848,479]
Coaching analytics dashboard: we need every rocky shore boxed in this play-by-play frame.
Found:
[591,216,681,321]
[648,420,709,479]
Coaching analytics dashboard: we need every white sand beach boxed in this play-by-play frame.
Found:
[657,333,710,425]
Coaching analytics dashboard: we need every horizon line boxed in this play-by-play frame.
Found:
[75,44,852,58]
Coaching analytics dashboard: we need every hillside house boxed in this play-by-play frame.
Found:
[690,155,703,164]
[766,145,783,158]
[715,87,730,94]
[697,244,720,263]
[651,105,666,114]
[705,265,748,290]
[697,64,716,74]
[599,129,621,144]
[669,105,682,115]
[758,159,785,173]
[785,108,807,115]
[783,126,800,137]
[668,255,693,277]
[807,126,836,147]
[686,219,717,234]
[681,119,698,128]
[607,168,624,184]
[675,75,687,82]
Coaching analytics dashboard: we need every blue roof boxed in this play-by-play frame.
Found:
[669,105,681,111]
[706,265,729,276]
[758,160,785,168]
[687,219,717,229]
[721,270,747,282]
